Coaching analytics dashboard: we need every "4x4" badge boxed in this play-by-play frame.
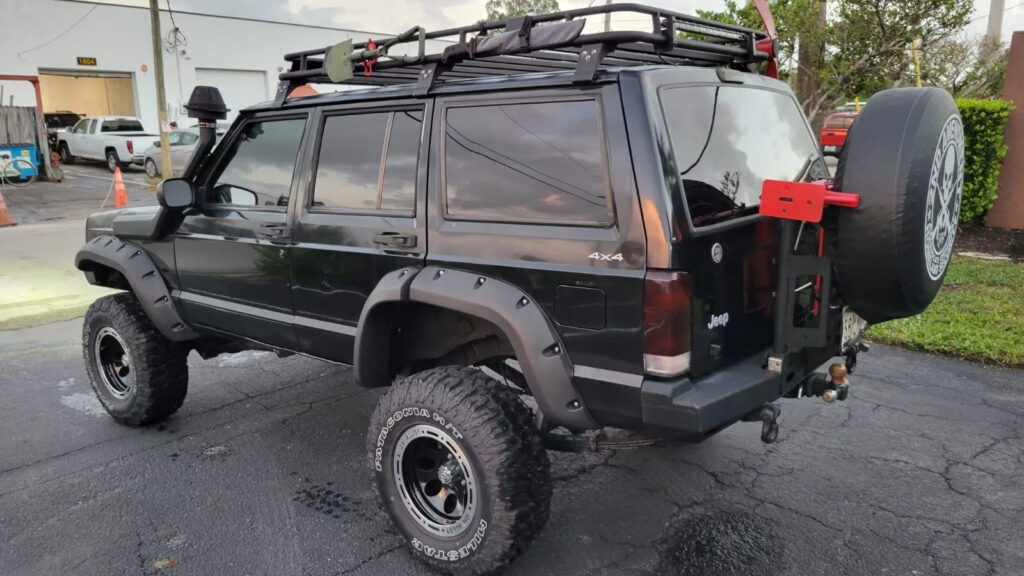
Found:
[588,252,624,262]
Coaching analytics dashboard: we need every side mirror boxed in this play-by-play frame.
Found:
[157,178,196,210]
[153,140,161,148]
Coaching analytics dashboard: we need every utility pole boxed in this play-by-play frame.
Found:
[987,0,1005,45]
[912,39,923,87]
[604,0,611,32]
[149,0,172,179]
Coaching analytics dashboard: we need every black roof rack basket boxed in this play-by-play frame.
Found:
[275,2,770,105]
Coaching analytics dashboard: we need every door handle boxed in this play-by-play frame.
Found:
[256,224,291,245]
[372,232,417,248]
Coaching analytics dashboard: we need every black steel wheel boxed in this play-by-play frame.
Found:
[368,366,551,575]
[83,293,189,426]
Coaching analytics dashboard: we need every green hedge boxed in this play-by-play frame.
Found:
[956,98,1013,225]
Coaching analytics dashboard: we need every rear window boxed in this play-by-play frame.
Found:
[660,86,822,227]
[443,99,610,225]
[101,119,144,132]
[825,115,856,129]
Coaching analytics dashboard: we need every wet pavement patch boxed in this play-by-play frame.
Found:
[647,508,776,576]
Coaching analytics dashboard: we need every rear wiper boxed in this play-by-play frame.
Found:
[794,152,821,183]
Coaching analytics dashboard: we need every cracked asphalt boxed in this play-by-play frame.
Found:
[1,318,1022,575]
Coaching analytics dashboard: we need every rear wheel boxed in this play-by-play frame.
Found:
[105,150,121,172]
[83,293,189,426]
[368,366,551,575]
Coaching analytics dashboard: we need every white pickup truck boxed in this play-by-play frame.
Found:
[57,116,156,172]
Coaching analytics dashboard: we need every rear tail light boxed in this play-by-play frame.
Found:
[126,140,134,154]
[643,270,692,377]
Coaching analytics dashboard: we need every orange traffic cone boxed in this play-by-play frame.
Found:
[0,189,15,227]
[114,167,128,208]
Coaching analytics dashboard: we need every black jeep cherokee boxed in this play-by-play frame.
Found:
[74,4,965,574]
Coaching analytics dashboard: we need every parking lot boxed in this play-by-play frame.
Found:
[1,315,1022,575]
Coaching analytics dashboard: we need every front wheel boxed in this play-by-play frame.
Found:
[83,293,189,426]
[59,143,75,165]
[368,366,551,575]
[144,158,159,178]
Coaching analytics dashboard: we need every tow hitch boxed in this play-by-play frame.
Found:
[742,403,781,444]
[792,362,851,403]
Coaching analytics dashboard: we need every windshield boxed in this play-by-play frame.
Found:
[660,85,823,227]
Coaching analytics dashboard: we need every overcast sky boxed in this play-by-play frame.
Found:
[89,0,1024,42]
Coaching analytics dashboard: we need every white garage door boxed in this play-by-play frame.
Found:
[194,69,268,119]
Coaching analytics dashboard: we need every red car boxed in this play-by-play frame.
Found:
[821,112,857,156]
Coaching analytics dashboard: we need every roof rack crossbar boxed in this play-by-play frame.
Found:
[276,3,768,99]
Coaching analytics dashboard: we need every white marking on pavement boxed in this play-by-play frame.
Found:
[61,169,150,187]
[60,392,107,417]
[57,378,76,389]
[217,350,274,367]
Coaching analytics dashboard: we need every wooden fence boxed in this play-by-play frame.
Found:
[0,106,39,146]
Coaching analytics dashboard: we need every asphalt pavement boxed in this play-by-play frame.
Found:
[0,163,156,329]
[1,318,1022,575]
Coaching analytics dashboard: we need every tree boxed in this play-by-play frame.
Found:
[485,0,560,21]
[919,34,1008,98]
[699,0,973,126]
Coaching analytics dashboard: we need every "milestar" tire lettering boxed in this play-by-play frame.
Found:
[410,519,488,561]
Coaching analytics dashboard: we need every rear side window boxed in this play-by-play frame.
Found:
[661,86,822,227]
[101,119,144,132]
[443,99,610,225]
[312,109,422,213]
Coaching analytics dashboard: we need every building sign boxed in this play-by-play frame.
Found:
[77,57,97,66]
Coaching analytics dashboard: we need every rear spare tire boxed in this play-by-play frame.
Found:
[833,88,964,324]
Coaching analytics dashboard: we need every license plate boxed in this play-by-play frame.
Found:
[823,145,837,153]
[841,307,868,352]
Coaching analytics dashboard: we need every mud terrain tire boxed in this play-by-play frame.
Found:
[83,293,189,426]
[368,366,551,575]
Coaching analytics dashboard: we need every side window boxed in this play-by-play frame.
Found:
[166,132,183,146]
[312,109,422,213]
[207,117,306,208]
[180,132,199,146]
[88,119,98,133]
[443,99,610,225]
[72,119,88,134]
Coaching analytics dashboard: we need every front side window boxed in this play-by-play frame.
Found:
[661,86,823,227]
[207,118,306,208]
[179,131,199,145]
[312,109,421,213]
[72,119,88,134]
[444,99,610,225]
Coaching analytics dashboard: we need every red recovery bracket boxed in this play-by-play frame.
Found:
[759,179,860,223]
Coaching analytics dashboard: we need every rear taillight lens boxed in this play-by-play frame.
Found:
[126,140,134,154]
[643,270,692,377]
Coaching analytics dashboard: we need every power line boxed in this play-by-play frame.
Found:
[968,0,1024,24]
[17,4,98,58]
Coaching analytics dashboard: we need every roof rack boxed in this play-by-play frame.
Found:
[274,2,770,105]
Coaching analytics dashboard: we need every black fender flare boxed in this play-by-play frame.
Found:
[75,234,198,342]
[355,266,598,432]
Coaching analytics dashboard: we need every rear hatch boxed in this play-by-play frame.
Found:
[659,82,827,378]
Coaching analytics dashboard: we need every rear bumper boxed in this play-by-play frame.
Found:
[640,351,781,439]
